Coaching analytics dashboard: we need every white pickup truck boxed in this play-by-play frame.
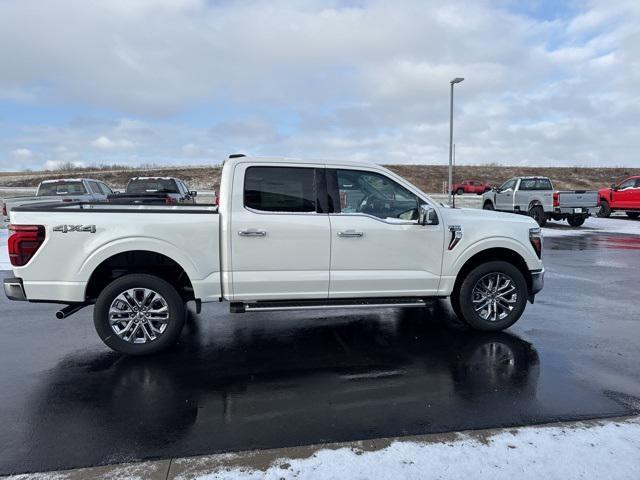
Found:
[4,156,544,355]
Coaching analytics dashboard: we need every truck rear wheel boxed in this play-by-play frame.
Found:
[451,261,528,331]
[626,211,640,219]
[597,200,611,218]
[528,205,547,227]
[94,274,186,355]
[456,188,464,195]
[567,215,586,227]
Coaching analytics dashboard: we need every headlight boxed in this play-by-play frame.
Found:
[529,227,543,259]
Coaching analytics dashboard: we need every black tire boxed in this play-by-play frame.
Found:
[451,261,528,331]
[597,200,611,218]
[483,201,495,210]
[528,205,547,227]
[94,274,186,355]
[567,215,586,227]
[456,188,464,196]
[626,211,640,219]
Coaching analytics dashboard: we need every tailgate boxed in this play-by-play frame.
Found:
[557,191,598,208]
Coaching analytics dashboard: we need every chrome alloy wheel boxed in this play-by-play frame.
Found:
[109,288,169,343]
[471,273,518,322]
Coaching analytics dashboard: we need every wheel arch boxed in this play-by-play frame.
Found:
[85,250,195,302]
[451,247,533,296]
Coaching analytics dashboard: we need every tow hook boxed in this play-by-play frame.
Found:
[56,303,89,319]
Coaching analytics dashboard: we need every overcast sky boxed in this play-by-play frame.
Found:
[0,0,639,170]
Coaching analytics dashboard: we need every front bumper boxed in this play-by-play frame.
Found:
[529,269,544,302]
[3,277,27,301]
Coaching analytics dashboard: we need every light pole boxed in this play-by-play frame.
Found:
[448,77,464,206]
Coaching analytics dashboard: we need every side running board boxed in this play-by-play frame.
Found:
[230,297,427,313]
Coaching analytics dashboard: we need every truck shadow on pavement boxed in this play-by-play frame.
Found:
[4,301,546,475]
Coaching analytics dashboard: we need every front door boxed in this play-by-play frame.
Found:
[612,178,638,209]
[230,164,330,300]
[495,178,517,210]
[327,168,444,298]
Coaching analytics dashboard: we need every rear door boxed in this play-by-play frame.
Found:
[230,163,330,300]
[327,168,444,298]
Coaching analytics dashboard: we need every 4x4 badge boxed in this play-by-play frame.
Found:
[53,225,96,233]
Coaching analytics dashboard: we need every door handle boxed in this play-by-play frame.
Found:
[337,230,364,238]
[238,229,267,237]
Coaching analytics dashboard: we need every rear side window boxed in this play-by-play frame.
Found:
[38,181,87,196]
[244,167,316,213]
[519,178,552,190]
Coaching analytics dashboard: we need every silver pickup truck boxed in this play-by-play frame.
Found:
[482,176,598,227]
[2,178,113,223]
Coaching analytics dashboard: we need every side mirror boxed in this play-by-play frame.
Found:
[190,191,198,197]
[611,184,618,191]
[418,205,439,225]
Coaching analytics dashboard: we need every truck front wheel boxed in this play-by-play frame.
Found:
[597,200,611,218]
[94,274,186,355]
[451,261,528,331]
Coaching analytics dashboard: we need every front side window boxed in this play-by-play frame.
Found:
[98,183,113,195]
[335,169,419,221]
[244,166,316,213]
[619,179,635,189]
[500,179,517,191]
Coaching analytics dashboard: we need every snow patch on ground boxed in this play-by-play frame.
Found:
[543,216,640,238]
[0,229,9,270]
[189,417,640,480]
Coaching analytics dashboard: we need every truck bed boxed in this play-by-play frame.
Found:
[9,202,221,304]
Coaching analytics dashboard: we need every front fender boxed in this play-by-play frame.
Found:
[445,236,540,279]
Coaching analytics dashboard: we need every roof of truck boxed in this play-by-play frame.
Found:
[40,178,99,183]
[224,155,378,169]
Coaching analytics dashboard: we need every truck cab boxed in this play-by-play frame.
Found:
[597,176,640,218]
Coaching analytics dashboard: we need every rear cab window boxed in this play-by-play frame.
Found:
[519,178,553,191]
[127,178,179,194]
[244,166,317,213]
[38,181,87,196]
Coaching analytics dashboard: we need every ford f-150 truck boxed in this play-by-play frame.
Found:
[597,176,640,218]
[2,178,113,223]
[482,176,598,227]
[4,156,544,355]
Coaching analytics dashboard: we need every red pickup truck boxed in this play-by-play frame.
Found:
[451,179,492,195]
[597,176,640,218]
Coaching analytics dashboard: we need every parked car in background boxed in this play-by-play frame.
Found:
[5,155,544,355]
[451,179,492,195]
[597,176,640,219]
[108,177,197,205]
[2,178,112,223]
[482,176,598,227]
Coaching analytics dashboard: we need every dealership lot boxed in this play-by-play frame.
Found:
[0,217,639,476]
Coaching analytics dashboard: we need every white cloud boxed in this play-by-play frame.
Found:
[91,136,134,150]
[0,0,639,168]
[10,148,34,160]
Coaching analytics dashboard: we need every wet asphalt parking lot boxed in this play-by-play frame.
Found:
[1,229,639,475]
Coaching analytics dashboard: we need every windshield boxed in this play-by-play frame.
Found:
[126,179,179,194]
[37,181,87,196]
